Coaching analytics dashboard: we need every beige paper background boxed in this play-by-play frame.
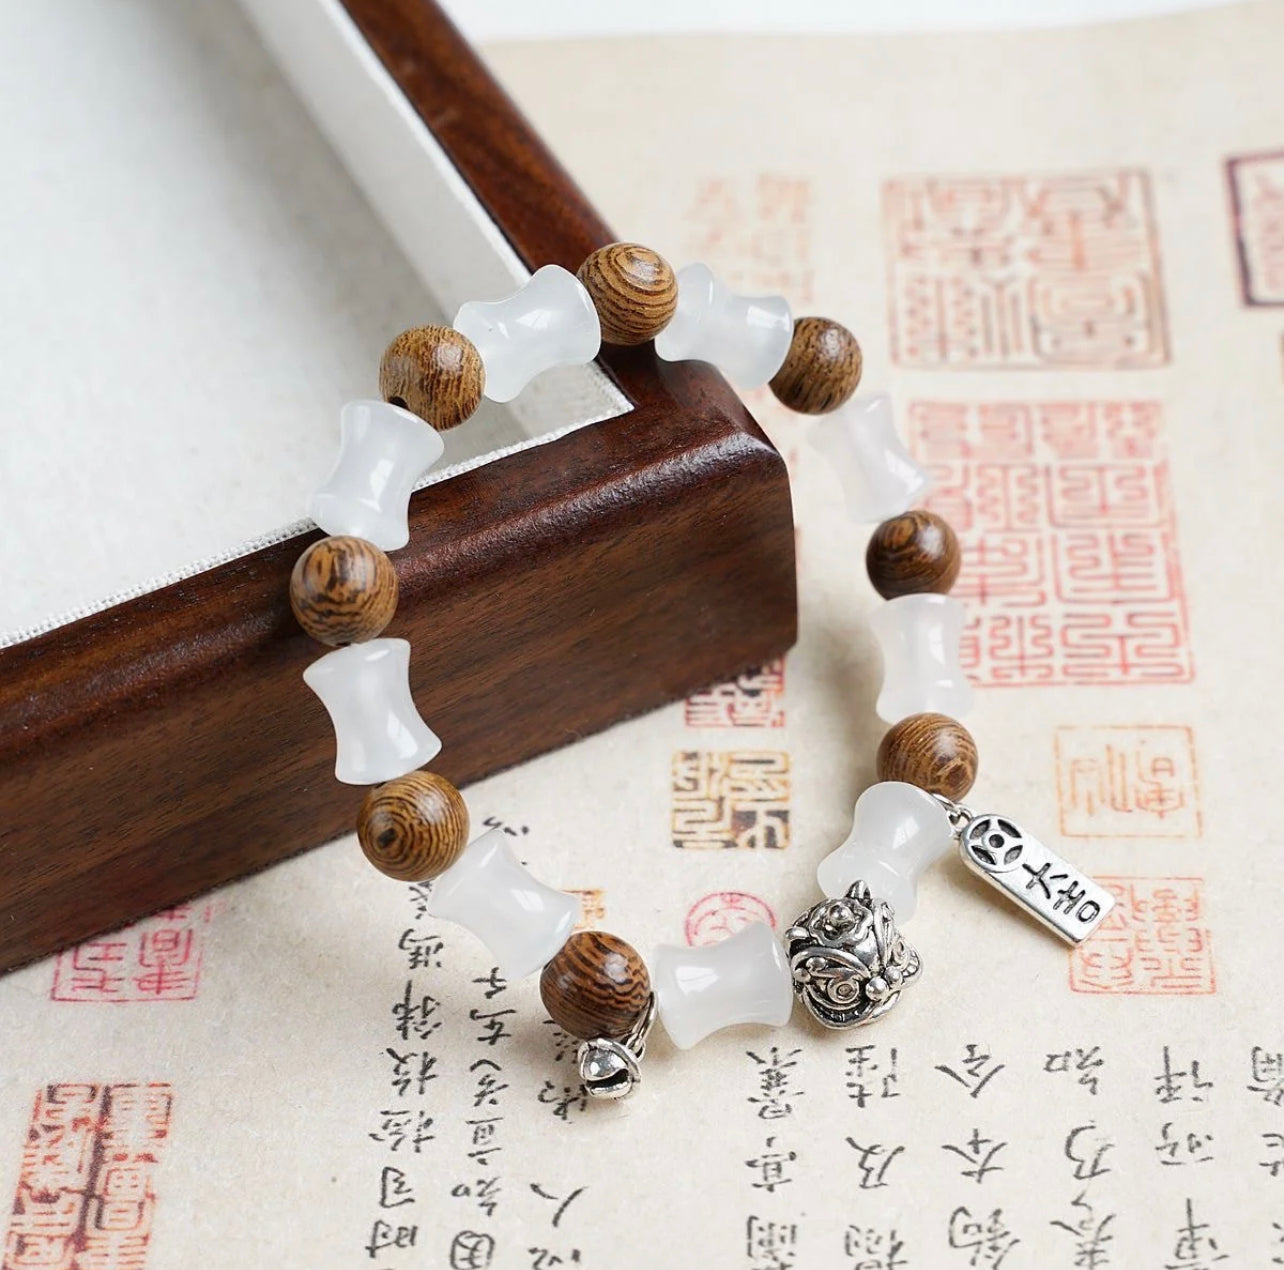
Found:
[4,3,1284,1267]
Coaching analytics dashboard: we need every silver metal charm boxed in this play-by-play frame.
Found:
[576,992,657,1100]
[785,882,921,1029]
[955,807,1115,944]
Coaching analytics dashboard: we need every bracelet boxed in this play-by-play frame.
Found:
[287,242,1112,1101]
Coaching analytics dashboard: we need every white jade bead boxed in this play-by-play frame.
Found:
[302,638,441,785]
[652,921,794,1050]
[816,782,956,921]
[309,400,445,551]
[426,829,580,979]
[453,264,601,403]
[653,263,793,389]
[809,394,931,522]
[869,593,974,723]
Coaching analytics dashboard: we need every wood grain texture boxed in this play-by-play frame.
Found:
[577,242,677,345]
[866,510,960,600]
[768,317,862,415]
[379,325,484,429]
[876,712,978,800]
[0,0,797,976]
[539,930,651,1040]
[290,536,399,646]
[358,770,469,881]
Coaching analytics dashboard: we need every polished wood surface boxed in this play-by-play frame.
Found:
[865,509,960,600]
[769,316,863,415]
[577,242,678,345]
[0,0,797,974]
[378,324,485,429]
[540,931,652,1041]
[876,712,978,800]
[358,770,470,881]
[290,535,399,646]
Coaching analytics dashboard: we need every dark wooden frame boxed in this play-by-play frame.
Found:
[0,0,797,975]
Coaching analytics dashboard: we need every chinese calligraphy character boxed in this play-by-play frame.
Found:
[536,1081,587,1122]
[527,1248,582,1268]
[846,1044,900,1107]
[472,967,508,1000]
[1154,1047,1212,1103]
[465,1116,502,1165]
[385,1047,438,1098]
[843,1224,907,1270]
[1165,1198,1227,1266]
[936,1044,1005,1098]
[369,1107,436,1153]
[747,1046,802,1120]
[1155,1122,1214,1166]
[942,1129,1007,1184]
[366,1219,417,1259]
[448,1229,496,1270]
[947,1207,1020,1268]
[469,1058,509,1109]
[446,1232,495,1268]
[844,1139,905,1190]
[1051,1191,1115,1269]
[1250,1048,1284,1106]
[451,1177,502,1220]
[1044,1046,1104,1096]
[746,1215,799,1270]
[379,1166,415,1209]
[1262,1133,1284,1178]
[471,1005,516,1047]
[392,981,443,1042]
[398,927,445,970]
[746,1136,797,1193]
[1064,1123,1115,1181]
[530,1182,586,1228]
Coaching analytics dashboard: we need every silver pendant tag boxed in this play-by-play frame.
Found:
[958,812,1114,944]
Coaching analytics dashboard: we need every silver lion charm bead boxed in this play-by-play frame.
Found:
[785,882,922,1029]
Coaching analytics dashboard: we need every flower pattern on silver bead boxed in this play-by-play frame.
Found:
[785,882,922,1029]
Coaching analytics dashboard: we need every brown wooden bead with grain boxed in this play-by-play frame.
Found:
[379,324,485,429]
[289,535,399,646]
[577,242,678,345]
[866,510,961,600]
[540,930,652,1041]
[768,316,863,414]
[877,712,978,801]
[357,770,470,881]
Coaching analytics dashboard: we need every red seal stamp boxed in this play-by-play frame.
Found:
[685,891,777,947]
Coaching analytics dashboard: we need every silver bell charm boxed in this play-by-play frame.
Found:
[576,994,657,1100]
[785,882,921,1029]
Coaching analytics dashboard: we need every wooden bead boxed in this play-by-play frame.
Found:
[290,535,398,646]
[358,770,470,882]
[866,510,961,600]
[539,930,651,1041]
[378,325,484,429]
[576,242,678,345]
[877,712,978,800]
[768,316,863,414]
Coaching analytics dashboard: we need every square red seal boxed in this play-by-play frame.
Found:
[50,903,215,1003]
[1056,725,1201,838]
[1069,877,1213,995]
[909,399,1192,687]
[4,1082,173,1270]
[884,169,1168,368]
[685,659,786,729]
[1227,149,1284,305]
[671,751,791,851]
